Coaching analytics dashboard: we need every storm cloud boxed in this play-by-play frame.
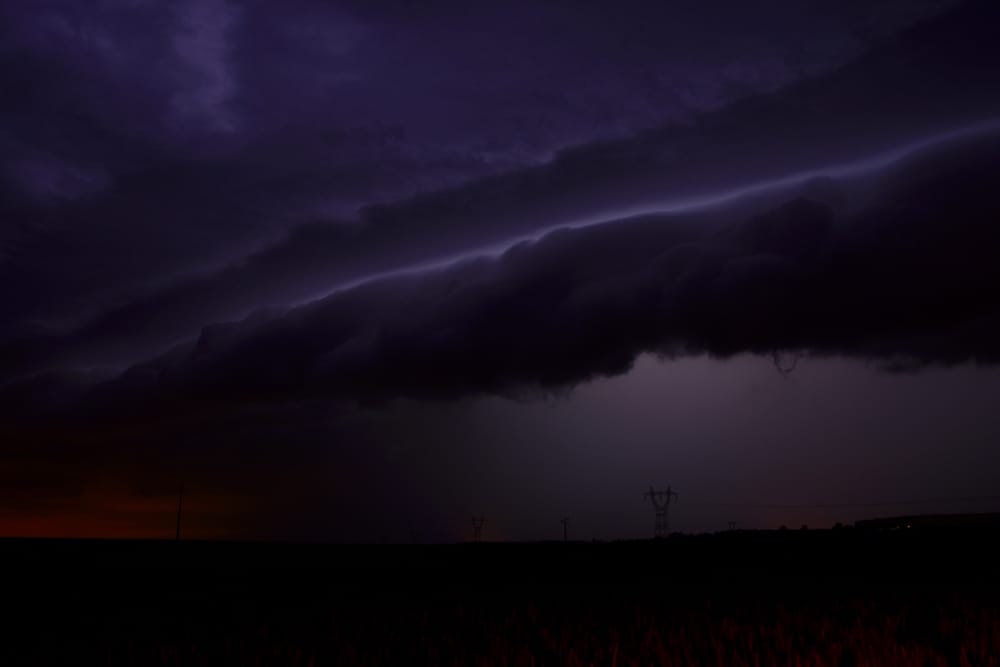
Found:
[4,0,1000,541]
[0,0,981,380]
[11,127,990,420]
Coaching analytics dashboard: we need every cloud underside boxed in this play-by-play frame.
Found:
[3,0,993,374]
[17,132,983,417]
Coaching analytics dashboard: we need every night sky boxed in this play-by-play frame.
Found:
[2,0,1000,542]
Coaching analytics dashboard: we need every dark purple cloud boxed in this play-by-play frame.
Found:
[6,0,1000,542]
[5,126,993,422]
[1,0,994,382]
[0,0,961,355]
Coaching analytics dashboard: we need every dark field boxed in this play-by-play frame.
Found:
[4,527,1000,666]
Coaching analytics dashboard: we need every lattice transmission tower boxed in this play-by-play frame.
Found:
[471,515,487,542]
[643,485,678,538]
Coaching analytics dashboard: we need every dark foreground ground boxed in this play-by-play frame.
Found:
[3,526,1000,666]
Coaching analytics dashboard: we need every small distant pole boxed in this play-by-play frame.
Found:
[175,484,183,541]
[560,517,569,542]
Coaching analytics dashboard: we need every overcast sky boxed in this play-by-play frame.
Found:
[3,0,1000,542]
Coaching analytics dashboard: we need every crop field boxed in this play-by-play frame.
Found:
[4,532,1000,666]
[79,591,1000,667]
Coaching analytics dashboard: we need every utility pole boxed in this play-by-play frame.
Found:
[472,515,487,543]
[175,484,183,541]
[560,517,569,542]
[643,485,679,538]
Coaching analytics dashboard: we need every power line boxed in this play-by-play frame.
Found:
[687,495,1000,510]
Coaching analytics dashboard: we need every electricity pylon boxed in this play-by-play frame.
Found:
[644,485,678,538]
[472,515,487,542]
